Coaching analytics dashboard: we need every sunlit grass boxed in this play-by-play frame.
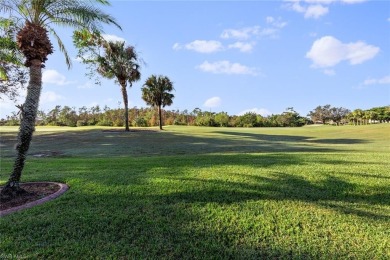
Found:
[0,124,389,258]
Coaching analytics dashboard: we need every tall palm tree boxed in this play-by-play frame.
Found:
[73,31,141,131]
[0,0,120,197]
[141,75,174,130]
[97,41,141,131]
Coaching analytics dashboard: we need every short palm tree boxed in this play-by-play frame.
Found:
[141,75,174,130]
[0,0,120,198]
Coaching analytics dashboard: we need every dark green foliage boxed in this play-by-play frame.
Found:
[141,75,175,130]
[2,104,388,128]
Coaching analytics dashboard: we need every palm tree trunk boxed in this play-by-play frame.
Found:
[158,106,163,130]
[1,59,42,197]
[120,83,129,131]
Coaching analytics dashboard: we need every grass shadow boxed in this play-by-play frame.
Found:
[0,127,366,158]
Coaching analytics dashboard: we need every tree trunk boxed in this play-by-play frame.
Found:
[158,105,163,130]
[120,82,129,131]
[1,59,42,198]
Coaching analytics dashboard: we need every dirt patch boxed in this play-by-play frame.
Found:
[0,182,68,216]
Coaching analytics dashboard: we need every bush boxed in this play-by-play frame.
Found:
[76,120,88,127]
[133,117,148,127]
[97,120,113,126]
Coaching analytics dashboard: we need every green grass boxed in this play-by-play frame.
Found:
[0,125,389,259]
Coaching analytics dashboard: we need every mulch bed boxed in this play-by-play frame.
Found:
[0,182,61,211]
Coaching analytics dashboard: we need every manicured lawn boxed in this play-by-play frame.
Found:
[0,125,389,259]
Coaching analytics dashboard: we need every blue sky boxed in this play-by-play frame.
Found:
[1,0,389,118]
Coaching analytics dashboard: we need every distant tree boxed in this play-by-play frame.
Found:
[329,107,350,125]
[308,105,331,124]
[348,109,363,125]
[58,106,78,127]
[141,75,175,130]
[277,107,306,127]
[238,112,258,127]
[215,112,229,127]
[195,111,216,126]
[46,105,62,126]
[0,0,120,198]
[74,31,141,131]
[383,106,390,122]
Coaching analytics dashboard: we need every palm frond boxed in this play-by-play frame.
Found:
[47,26,71,68]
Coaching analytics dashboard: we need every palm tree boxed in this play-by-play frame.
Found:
[73,31,141,131]
[141,75,174,130]
[97,42,141,131]
[0,0,120,198]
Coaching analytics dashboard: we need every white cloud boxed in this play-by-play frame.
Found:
[306,36,380,68]
[221,19,287,41]
[304,4,329,18]
[238,108,271,117]
[197,60,260,76]
[40,91,65,103]
[228,42,255,53]
[266,16,288,29]
[185,40,224,53]
[172,43,182,50]
[102,34,126,43]
[289,1,329,19]
[204,97,222,108]
[285,0,366,18]
[260,17,288,38]
[173,40,224,53]
[220,26,260,40]
[42,69,74,86]
[363,75,390,85]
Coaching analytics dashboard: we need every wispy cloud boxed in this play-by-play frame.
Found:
[266,16,288,29]
[174,17,287,56]
[197,60,260,76]
[173,40,224,53]
[363,75,390,86]
[304,4,329,18]
[40,91,65,103]
[306,36,380,68]
[220,26,261,40]
[228,42,255,53]
[284,0,367,19]
[204,97,222,108]
[42,69,75,86]
[221,17,287,40]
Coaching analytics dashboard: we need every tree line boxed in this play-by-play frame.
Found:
[2,104,388,128]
